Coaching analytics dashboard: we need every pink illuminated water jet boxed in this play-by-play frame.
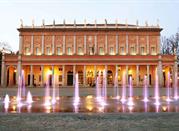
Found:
[154,68,160,106]
[73,73,80,106]
[127,76,134,106]
[4,94,10,111]
[121,72,127,103]
[143,75,149,102]
[26,91,33,104]
[166,72,172,102]
[44,75,51,106]
[174,71,179,100]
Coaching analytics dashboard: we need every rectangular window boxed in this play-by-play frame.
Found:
[89,47,94,55]
[151,47,156,55]
[57,47,61,55]
[109,47,114,55]
[130,47,135,55]
[99,47,104,55]
[59,75,62,82]
[78,47,83,55]
[141,47,145,55]
[25,47,30,55]
[36,47,40,55]
[46,47,51,55]
[120,47,124,55]
[67,47,72,55]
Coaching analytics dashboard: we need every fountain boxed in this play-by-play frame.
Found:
[4,94,10,111]
[143,75,149,102]
[96,70,107,106]
[2,67,179,114]
[102,69,107,100]
[96,75,101,100]
[21,70,26,97]
[17,75,22,103]
[166,72,172,102]
[114,71,120,99]
[121,72,127,103]
[26,91,33,104]
[174,71,178,100]
[154,68,160,106]
[44,75,51,106]
[127,76,134,106]
[73,73,80,106]
[51,74,56,105]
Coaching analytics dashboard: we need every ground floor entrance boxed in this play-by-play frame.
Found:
[2,65,178,88]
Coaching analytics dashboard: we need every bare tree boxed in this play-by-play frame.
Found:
[0,41,13,53]
[161,29,179,61]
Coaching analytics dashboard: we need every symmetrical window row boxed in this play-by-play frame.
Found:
[24,46,157,56]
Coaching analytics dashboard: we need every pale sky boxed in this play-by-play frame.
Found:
[0,0,179,52]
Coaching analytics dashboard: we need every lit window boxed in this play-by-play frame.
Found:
[151,47,156,55]
[57,47,61,55]
[141,47,145,55]
[59,75,62,82]
[109,47,114,55]
[78,47,83,55]
[46,47,51,55]
[99,47,104,55]
[36,47,41,55]
[67,47,72,55]
[25,47,30,55]
[120,47,125,55]
[130,47,135,55]
[89,47,94,55]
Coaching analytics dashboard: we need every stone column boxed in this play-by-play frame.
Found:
[84,35,87,55]
[104,65,108,89]
[73,35,76,55]
[63,35,66,55]
[173,55,178,88]
[42,34,44,55]
[115,65,118,85]
[52,35,55,55]
[62,65,65,86]
[158,55,163,87]
[105,34,108,55]
[94,35,97,55]
[73,65,76,86]
[147,65,150,85]
[41,65,44,87]
[136,65,139,87]
[31,35,34,55]
[19,35,23,55]
[126,65,128,85]
[1,54,5,87]
[94,65,97,85]
[126,34,128,55]
[17,55,22,85]
[136,35,139,54]
[83,65,86,87]
[52,65,54,86]
[30,65,33,87]
[116,34,119,55]
[147,35,149,55]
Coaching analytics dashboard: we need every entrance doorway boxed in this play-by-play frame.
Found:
[67,71,73,86]
[107,70,113,85]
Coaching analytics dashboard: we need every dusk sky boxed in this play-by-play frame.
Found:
[0,0,179,51]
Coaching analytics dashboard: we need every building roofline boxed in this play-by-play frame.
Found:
[17,23,163,32]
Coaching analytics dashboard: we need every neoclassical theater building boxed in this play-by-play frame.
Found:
[1,20,178,88]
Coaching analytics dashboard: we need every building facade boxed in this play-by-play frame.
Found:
[1,21,178,88]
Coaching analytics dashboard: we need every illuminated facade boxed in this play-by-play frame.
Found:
[1,20,177,88]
